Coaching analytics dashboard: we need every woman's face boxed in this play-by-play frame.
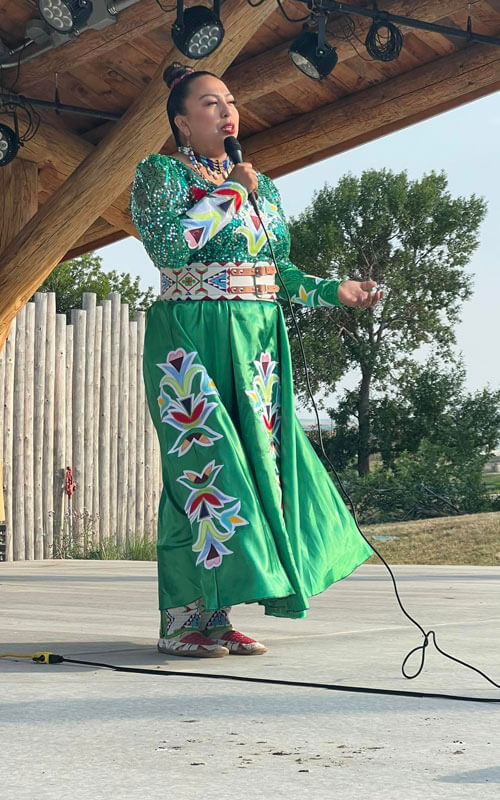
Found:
[174,74,239,156]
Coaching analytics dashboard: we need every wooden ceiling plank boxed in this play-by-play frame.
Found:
[0,0,34,41]
[0,0,278,344]
[485,0,500,16]
[244,38,500,176]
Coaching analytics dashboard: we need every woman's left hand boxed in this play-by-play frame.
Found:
[337,280,384,308]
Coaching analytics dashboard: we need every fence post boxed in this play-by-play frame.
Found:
[127,320,137,542]
[53,312,67,555]
[99,299,111,542]
[117,302,130,547]
[24,303,35,560]
[12,306,26,560]
[33,293,47,560]
[71,308,86,546]
[43,293,56,558]
[2,317,16,561]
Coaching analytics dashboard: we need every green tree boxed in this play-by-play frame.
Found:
[370,359,500,467]
[310,357,500,471]
[283,169,487,475]
[30,253,159,321]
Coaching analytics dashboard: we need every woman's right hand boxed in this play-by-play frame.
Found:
[228,162,258,194]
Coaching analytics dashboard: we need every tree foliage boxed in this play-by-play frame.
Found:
[30,253,159,322]
[321,358,500,468]
[335,439,492,524]
[283,169,487,474]
[306,358,500,522]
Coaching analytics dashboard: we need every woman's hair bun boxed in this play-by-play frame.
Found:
[163,62,191,90]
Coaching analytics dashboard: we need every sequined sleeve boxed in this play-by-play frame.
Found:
[130,154,248,270]
[263,176,343,308]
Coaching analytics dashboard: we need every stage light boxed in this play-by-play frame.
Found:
[37,0,93,34]
[0,123,20,167]
[289,29,338,81]
[172,2,224,59]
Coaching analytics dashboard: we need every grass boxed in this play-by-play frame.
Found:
[363,511,500,566]
[483,472,500,491]
[54,505,500,567]
[53,533,157,561]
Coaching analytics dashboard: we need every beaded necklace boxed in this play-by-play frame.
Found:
[178,145,232,182]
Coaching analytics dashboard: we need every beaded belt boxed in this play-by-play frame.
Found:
[159,261,279,302]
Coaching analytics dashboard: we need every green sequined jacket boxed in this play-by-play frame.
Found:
[130,153,343,307]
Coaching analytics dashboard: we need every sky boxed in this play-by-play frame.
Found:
[95,91,500,416]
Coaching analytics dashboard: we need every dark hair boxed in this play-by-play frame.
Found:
[163,62,219,147]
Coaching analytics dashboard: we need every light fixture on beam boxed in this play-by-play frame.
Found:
[289,17,338,81]
[172,1,224,59]
[36,0,93,34]
[0,122,20,168]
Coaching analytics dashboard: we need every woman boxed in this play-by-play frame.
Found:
[130,62,383,659]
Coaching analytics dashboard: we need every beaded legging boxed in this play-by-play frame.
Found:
[159,600,232,639]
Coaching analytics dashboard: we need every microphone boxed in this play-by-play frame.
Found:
[224,135,259,213]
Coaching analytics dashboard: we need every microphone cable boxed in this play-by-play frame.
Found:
[248,182,500,697]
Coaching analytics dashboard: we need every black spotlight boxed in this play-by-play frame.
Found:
[289,29,338,81]
[172,2,224,59]
[0,123,20,167]
[37,0,93,34]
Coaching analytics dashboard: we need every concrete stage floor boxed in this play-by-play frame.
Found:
[1,560,499,799]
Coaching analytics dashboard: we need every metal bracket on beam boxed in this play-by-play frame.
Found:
[296,0,500,48]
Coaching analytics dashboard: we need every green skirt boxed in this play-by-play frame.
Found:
[142,299,372,619]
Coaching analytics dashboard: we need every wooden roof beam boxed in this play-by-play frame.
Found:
[0,110,138,238]
[0,0,277,348]
[243,36,500,176]
[225,0,482,102]
[61,219,128,261]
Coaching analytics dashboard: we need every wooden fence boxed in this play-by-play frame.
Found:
[0,291,162,561]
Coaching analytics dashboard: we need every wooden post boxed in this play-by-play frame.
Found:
[92,305,103,544]
[71,308,86,549]
[0,159,38,558]
[127,320,137,543]
[24,302,35,560]
[43,293,56,557]
[99,299,111,541]
[82,293,97,544]
[134,311,146,538]
[117,301,130,548]
[109,292,121,542]
[65,322,74,549]
[53,312,67,555]
[12,306,25,560]
[2,319,15,560]
[0,328,5,531]
[33,293,47,559]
